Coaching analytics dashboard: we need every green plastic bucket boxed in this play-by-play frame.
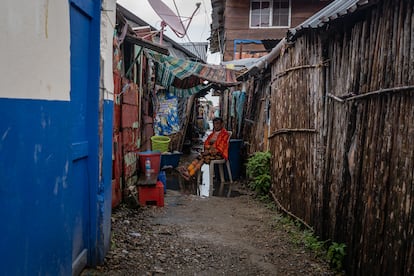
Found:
[151,136,171,153]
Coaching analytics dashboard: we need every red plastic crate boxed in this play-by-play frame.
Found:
[138,181,164,207]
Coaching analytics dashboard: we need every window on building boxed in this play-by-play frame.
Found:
[250,0,290,28]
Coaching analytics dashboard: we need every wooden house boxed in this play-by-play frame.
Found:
[210,0,333,61]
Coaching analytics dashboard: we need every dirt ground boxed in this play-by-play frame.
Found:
[81,178,335,276]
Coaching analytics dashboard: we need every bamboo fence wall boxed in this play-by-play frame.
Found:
[242,78,270,153]
[269,32,326,232]
[244,0,414,274]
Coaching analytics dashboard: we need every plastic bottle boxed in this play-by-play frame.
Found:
[145,158,151,177]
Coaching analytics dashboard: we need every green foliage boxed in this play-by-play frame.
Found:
[111,232,117,250]
[246,151,272,195]
[246,151,347,272]
[303,230,326,256]
[327,242,346,271]
[273,213,346,272]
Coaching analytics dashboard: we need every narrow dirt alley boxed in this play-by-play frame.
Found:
[82,182,335,275]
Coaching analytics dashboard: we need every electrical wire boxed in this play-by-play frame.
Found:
[170,0,201,38]
[172,0,186,36]
[170,0,206,61]
[200,0,213,62]
[200,0,210,41]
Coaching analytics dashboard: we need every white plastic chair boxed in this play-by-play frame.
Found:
[197,131,233,197]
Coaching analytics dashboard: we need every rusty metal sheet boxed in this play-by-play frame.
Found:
[122,82,139,105]
[111,179,122,208]
[121,104,139,128]
[122,128,139,152]
[123,151,138,178]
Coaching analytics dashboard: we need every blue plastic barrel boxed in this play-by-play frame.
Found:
[228,139,243,180]
[214,139,243,181]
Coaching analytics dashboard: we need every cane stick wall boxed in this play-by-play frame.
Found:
[243,0,414,274]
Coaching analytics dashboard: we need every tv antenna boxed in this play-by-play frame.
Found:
[148,0,201,44]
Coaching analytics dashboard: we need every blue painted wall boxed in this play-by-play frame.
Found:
[95,99,114,263]
[0,99,73,275]
[0,0,113,274]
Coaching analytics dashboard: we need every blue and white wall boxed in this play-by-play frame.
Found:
[98,0,116,266]
[0,0,114,274]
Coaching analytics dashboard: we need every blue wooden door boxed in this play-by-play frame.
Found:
[69,0,100,273]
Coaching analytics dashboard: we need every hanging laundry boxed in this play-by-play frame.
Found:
[231,90,246,136]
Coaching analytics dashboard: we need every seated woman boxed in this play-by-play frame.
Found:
[178,117,230,180]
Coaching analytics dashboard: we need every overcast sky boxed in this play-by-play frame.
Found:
[116,0,220,63]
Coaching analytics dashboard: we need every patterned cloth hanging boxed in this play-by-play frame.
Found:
[146,50,239,97]
[154,90,180,135]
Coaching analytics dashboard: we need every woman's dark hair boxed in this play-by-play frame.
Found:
[212,117,223,123]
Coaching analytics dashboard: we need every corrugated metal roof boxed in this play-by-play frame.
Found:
[180,42,209,62]
[221,58,260,72]
[288,0,374,40]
